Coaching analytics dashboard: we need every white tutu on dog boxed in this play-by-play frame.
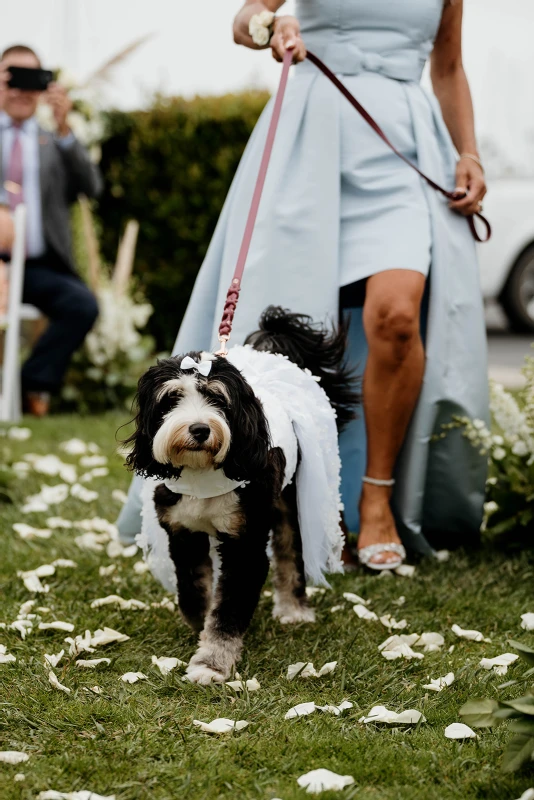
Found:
[137,345,344,591]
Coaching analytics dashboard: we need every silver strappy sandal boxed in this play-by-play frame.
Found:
[358,475,406,572]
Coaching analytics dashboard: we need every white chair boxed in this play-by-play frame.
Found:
[0,205,41,422]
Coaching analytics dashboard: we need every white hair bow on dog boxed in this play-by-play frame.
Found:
[180,356,212,377]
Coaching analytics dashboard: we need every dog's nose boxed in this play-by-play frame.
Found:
[189,423,211,443]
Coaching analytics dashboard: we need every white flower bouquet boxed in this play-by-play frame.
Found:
[443,347,534,541]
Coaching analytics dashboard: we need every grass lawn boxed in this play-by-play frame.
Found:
[1,412,533,800]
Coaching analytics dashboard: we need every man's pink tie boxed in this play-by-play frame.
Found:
[7,124,24,211]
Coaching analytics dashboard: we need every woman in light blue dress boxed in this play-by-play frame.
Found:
[118,0,488,569]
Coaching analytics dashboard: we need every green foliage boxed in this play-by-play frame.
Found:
[460,641,534,774]
[96,92,270,352]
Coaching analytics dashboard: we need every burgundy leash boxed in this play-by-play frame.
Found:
[216,48,491,354]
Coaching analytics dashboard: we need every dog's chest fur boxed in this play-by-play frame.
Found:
[163,491,243,537]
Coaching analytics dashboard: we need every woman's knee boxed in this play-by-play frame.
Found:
[364,300,420,360]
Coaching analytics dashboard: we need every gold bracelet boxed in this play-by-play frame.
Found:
[459,152,485,173]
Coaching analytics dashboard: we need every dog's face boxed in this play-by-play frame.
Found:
[125,352,271,481]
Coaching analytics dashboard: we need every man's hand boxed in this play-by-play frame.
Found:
[270,16,306,63]
[45,82,73,137]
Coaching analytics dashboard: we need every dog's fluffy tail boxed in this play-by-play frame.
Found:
[244,306,360,430]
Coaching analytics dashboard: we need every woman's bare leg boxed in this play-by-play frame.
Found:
[358,269,426,565]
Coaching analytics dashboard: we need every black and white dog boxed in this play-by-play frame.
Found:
[125,307,358,684]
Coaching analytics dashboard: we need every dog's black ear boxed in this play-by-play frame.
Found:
[123,365,163,477]
[219,369,271,481]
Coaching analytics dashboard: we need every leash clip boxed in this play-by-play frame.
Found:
[215,335,229,357]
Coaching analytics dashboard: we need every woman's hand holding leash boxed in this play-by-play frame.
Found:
[270,16,306,63]
[450,155,487,217]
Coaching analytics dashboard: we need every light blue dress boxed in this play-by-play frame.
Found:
[118,0,489,555]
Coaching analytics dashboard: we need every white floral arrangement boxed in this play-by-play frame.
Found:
[249,11,276,46]
[440,347,534,539]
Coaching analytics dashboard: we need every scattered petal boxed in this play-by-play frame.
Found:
[38,791,115,800]
[152,655,186,675]
[359,705,426,725]
[90,595,147,611]
[379,634,424,660]
[0,652,16,664]
[297,768,354,794]
[14,774,25,781]
[262,590,273,598]
[48,670,71,694]
[435,549,451,562]
[80,467,110,483]
[74,532,109,552]
[51,559,77,569]
[90,627,130,647]
[79,455,108,468]
[225,677,261,692]
[64,631,95,656]
[76,659,111,669]
[343,592,369,606]
[44,651,65,668]
[451,624,489,643]
[392,596,406,606]
[395,565,416,578]
[444,722,478,739]
[520,613,534,632]
[60,438,88,455]
[285,702,316,719]
[106,541,137,558]
[111,489,128,504]
[479,653,519,675]
[99,565,116,577]
[516,790,534,800]
[13,523,52,540]
[120,672,148,684]
[422,672,455,692]
[70,484,98,503]
[317,661,337,676]
[316,701,353,716]
[193,718,249,734]
[0,751,29,764]
[83,686,103,696]
[330,605,344,613]
[7,426,31,440]
[379,615,407,630]
[150,597,175,612]
[353,605,378,621]
[133,560,150,575]
[39,622,75,633]
[305,587,326,597]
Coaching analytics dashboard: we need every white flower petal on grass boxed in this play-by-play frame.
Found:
[395,565,416,577]
[316,701,353,716]
[0,652,16,664]
[74,532,109,552]
[286,661,337,680]
[60,438,88,455]
[359,705,426,725]
[13,523,52,540]
[330,605,344,613]
[297,768,354,794]
[379,615,407,630]
[111,489,128,504]
[151,597,175,612]
[120,672,148,684]
[422,672,455,692]
[285,702,316,719]
[99,565,117,577]
[70,484,98,503]
[520,613,534,631]
[79,455,108,468]
[444,723,478,739]
[381,643,424,661]
[90,595,147,611]
[451,624,490,643]
[39,622,75,633]
[78,517,116,535]
[90,628,130,647]
[379,633,424,660]
[48,670,71,694]
[7,426,31,440]
[44,650,65,668]
[80,467,109,483]
[76,659,111,669]
[353,605,378,621]
[51,559,77,569]
[133,560,150,575]
[343,592,369,606]
[435,550,451,562]
[192,718,249,734]
[82,686,103,696]
[414,632,445,652]
[18,599,35,617]
[9,620,33,639]
[65,631,95,656]
[152,656,186,675]
[18,572,48,594]
[38,791,115,800]
[225,677,261,692]
[106,541,137,558]
[516,790,534,800]
[305,587,326,598]
[392,596,406,606]
[46,517,73,529]
[0,751,29,764]
[479,653,519,675]
[14,773,25,781]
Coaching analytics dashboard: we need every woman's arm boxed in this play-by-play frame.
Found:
[430,0,486,216]
[233,1,306,62]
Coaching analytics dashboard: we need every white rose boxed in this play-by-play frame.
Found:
[492,435,504,446]
[511,440,529,457]
[249,11,275,46]
[484,501,498,516]
[473,419,486,430]
[492,447,506,461]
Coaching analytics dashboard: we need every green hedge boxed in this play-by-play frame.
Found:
[97,92,270,352]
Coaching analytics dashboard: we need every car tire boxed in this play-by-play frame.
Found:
[499,244,534,333]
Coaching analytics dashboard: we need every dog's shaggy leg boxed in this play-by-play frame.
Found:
[166,528,213,633]
[185,532,270,684]
[271,484,316,625]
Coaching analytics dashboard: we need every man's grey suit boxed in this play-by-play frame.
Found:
[1,124,103,395]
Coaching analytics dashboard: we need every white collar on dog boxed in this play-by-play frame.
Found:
[164,468,248,499]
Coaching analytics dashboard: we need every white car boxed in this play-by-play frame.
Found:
[478,179,534,332]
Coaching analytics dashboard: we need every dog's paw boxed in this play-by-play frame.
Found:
[273,605,316,625]
[185,663,226,685]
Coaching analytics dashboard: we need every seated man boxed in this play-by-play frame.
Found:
[0,44,102,416]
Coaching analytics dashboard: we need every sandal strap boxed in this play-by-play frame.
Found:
[358,543,406,566]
